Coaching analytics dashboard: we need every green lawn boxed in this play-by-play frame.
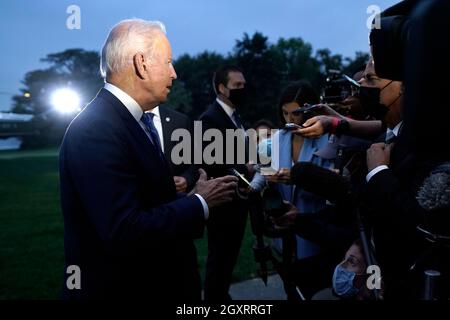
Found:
[0,149,260,299]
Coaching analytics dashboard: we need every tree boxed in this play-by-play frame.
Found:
[315,48,344,73]
[12,49,103,148]
[164,80,193,115]
[342,51,370,77]
[11,36,369,148]
[173,52,228,119]
[271,37,320,84]
[232,32,283,126]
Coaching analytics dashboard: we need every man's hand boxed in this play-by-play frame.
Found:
[265,168,291,184]
[272,201,300,230]
[295,115,333,138]
[366,142,391,172]
[173,176,188,193]
[194,169,238,209]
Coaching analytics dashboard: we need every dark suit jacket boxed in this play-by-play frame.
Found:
[159,105,199,191]
[59,89,204,300]
[198,100,249,180]
[363,141,434,298]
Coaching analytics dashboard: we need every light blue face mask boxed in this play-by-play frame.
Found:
[332,264,360,298]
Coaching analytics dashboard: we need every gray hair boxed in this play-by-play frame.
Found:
[100,19,166,78]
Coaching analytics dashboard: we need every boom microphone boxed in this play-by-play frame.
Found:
[291,162,353,206]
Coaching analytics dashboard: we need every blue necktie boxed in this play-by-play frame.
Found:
[232,112,244,129]
[232,111,249,161]
[141,113,164,155]
[385,130,397,145]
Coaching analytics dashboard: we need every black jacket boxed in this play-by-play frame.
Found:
[59,89,204,300]
[159,105,199,191]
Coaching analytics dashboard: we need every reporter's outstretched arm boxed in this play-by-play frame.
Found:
[297,115,383,140]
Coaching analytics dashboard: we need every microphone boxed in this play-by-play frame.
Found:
[417,171,450,212]
[290,162,353,205]
[416,165,450,237]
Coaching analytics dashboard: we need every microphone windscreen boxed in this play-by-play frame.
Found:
[417,172,450,211]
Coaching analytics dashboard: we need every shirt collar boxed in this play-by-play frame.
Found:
[216,97,235,118]
[388,121,403,137]
[104,82,143,122]
[148,105,160,119]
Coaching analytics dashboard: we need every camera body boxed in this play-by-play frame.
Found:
[292,104,320,126]
[320,70,360,105]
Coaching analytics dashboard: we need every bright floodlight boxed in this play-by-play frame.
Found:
[51,88,80,113]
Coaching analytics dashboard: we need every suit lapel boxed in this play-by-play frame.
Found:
[211,101,240,130]
[159,106,175,155]
[98,89,171,173]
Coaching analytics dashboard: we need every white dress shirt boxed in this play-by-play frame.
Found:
[216,97,242,129]
[103,83,209,219]
[146,106,165,153]
[366,121,403,182]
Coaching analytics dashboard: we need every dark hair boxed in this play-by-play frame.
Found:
[351,239,366,265]
[353,238,363,251]
[253,119,275,130]
[278,80,319,125]
[212,65,243,95]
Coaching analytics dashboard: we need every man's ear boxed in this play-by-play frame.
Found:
[133,52,148,80]
[218,83,227,96]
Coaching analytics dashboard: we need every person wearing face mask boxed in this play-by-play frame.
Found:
[292,58,404,159]
[323,57,431,299]
[361,58,432,299]
[313,240,377,300]
[282,58,430,298]
[199,65,252,302]
[264,81,339,299]
[292,58,402,141]
[283,59,401,186]
[361,58,404,182]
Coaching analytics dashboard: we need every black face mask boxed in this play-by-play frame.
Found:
[358,81,393,121]
[227,87,247,107]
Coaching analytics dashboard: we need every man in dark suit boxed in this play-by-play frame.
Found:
[362,58,431,299]
[59,19,238,300]
[199,65,251,301]
[148,105,198,192]
[365,0,450,299]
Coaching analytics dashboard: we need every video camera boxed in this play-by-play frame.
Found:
[369,0,419,81]
[320,69,360,105]
[291,104,321,126]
